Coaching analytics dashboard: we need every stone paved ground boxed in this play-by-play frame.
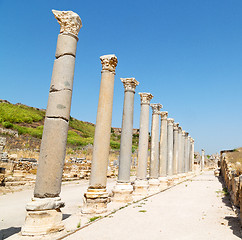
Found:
[64,171,242,240]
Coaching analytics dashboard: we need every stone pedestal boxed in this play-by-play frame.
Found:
[133,179,149,196]
[113,78,139,202]
[133,93,153,195]
[83,54,118,213]
[112,183,133,203]
[22,10,82,236]
[148,178,160,194]
[158,177,168,190]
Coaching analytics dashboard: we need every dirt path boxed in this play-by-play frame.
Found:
[64,171,241,240]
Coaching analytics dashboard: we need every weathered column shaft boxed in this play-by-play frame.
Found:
[187,136,191,171]
[167,118,174,176]
[22,10,82,236]
[190,138,194,171]
[201,149,205,170]
[150,104,162,179]
[118,78,139,183]
[34,10,82,198]
[184,132,189,173]
[89,55,118,188]
[181,131,186,173]
[173,123,179,175]
[177,126,183,174]
[159,112,168,177]
[136,93,153,180]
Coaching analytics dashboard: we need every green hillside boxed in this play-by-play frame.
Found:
[0,101,138,151]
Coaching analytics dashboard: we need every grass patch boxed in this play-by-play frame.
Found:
[77,221,81,228]
[89,216,101,222]
[139,210,147,213]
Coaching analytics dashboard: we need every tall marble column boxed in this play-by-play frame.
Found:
[201,149,205,170]
[184,132,189,173]
[173,123,179,175]
[22,10,82,236]
[158,111,168,190]
[177,126,183,174]
[149,103,162,193]
[190,138,194,172]
[83,54,118,213]
[133,92,153,195]
[180,130,186,179]
[167,118,174,177]
[187,136,191,172]
[112,78,139,202]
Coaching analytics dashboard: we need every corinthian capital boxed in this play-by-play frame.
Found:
[159,111,168,120]
[100,54,118,73]
[121,78,139,92]
[173,122,179,131]
[184,132,189,137]
[52,10,82,38]
[167,118,174,125]
[150,103,163,114]
[139,92,153,105]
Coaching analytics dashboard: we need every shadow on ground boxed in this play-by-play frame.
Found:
[216,175,242,238]
[0,227,21,240]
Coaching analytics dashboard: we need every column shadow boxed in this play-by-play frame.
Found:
[0,227,21,240]
[216,175,242,238]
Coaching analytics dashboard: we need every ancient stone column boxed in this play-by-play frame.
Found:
[187,136,191,172]
[173,123,179,175]
[82,54,117,213]
[158,111,168,190]
[201,149,205,170]
[184,132,189,173]
[180,130,186,180]
[177,126,183,174]
[133,92,153,196]
[22,10,82,236]
[149,103,162,193]
[112,78,139,202]
[172,122,179,184]
[167,118,174,177]
[190,138,194,172]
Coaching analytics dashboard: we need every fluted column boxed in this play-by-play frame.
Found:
[22,10,82,236]
[83,54,118,213]
[112,78,139,202]
[181,130,186,178]
[158,111,168,190]
[149,103,162,193]
[133,92,153,196]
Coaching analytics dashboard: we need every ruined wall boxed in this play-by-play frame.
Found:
[220,152,242,224]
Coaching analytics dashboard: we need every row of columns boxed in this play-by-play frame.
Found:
[21,10,197,236]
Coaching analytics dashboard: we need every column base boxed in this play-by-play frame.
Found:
[148,178,160,194]
[21,197,65,236]
[112,182,133,203]
[173,175,179,185]
[133,179,149,196]
[167,176,174,186]
[158,177,168,191]
[82,188,109,214]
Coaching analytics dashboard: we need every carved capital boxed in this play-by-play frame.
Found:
[121,78,139,92]
[159,111,168,120]
[52,10,82,38]
[182,130,186,136]
[139,92,153,105]
[150,103,163,114]
[100,54,118,73]
[178,126,182,133]
[190,138,194,143]
[184,132,189,137]
[173,122,179,131]
[167,118,174,125]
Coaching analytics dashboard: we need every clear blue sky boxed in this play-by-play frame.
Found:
[1,0,242,154]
